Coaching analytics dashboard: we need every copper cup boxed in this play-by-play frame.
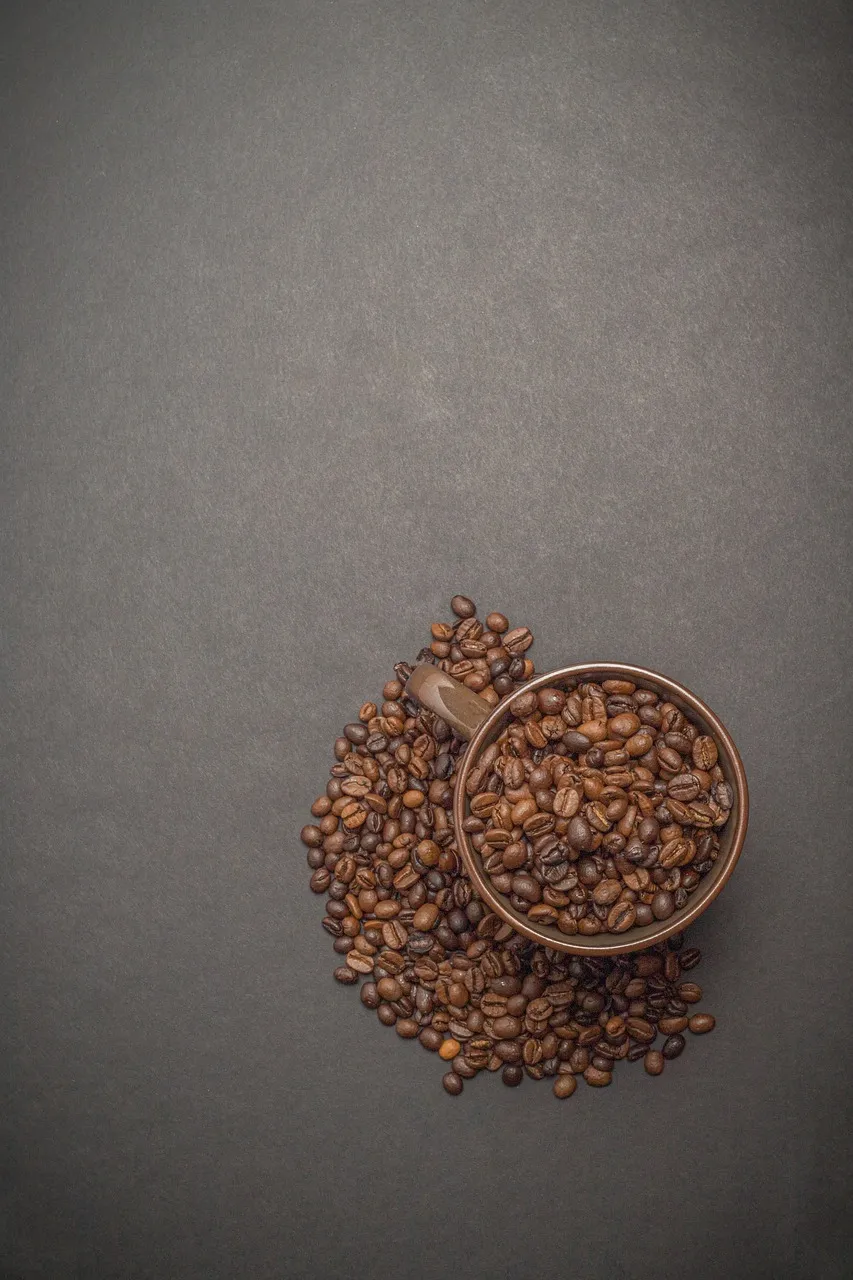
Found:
[406,662,749,956]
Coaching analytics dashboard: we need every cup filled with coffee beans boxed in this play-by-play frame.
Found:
[406,658,748,956]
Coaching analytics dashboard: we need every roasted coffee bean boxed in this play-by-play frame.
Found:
[442,1071,464,1095]
[692,736,718,769]
[651,890,675,920]
[607,901,637,932]
[625,1017,655,1043]
[644,1050,665,1075]
[592,878,623,906]
[662,1033,686,1060]
[412,903,440,932]
[667,773,701,802]
[552,1073,577,1099]
[504,627,533,654]
[688,1013,716,1034]
[502,1064,524,1087]
[450,595,476,618]
[418,1026,443,1052]
[658,1016,688,1035]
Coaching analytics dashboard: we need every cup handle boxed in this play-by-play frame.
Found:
[406,664,492,740]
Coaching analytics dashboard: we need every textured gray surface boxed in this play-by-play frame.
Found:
[2,1,852,1277]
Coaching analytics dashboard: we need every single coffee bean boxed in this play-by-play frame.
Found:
[607,901,637,932]
[450,595,476,618]
[651,890,675,920]
[658,1016,688,1035]
[688,1013,716,1034]
[504,626,533,654]
[412,903,440,932]
[502,1065,524,1087]
[414,1024,440,1054]
[644,1050,665,1075]
[692,736,718,769]
[442,1071,464,1095]
[553,1074,577,1098]
[493,1015,524,1039]
[662,1033,686,1060]
[625,1017,655,1043]
[668,773,701,802]
[376,976,403,1002]
[360,982,381,1009]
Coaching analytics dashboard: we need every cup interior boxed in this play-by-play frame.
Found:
[452,663,749,956]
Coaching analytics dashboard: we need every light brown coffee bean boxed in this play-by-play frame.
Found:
[381,920,408,949]
[412,903,440,931]
[553,1074,577,1098]
[608,713,641,739]
[658,1016,688,1034]
[504,627,533,654]
[692,736,718,769]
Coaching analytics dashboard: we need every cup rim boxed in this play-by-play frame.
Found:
[451,662,749,956]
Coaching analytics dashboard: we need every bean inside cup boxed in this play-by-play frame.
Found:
[461,678,732,939]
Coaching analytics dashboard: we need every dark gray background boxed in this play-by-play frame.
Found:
[2,1,851,1277]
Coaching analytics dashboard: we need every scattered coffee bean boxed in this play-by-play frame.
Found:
[662,1033,686,1059]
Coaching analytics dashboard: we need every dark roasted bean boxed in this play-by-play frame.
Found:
[442,1071,464,1095]
[662,1033,686,1060]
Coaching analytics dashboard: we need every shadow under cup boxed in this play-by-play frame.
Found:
[412,662,749,958]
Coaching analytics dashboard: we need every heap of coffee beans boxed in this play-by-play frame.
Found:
[301,597,716,1096]
[467,681,732,936]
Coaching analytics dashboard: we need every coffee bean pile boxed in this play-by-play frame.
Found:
[468,682,732,936]
[301,597,717,1096]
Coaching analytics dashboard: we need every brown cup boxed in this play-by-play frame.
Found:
[406,662,749,956]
